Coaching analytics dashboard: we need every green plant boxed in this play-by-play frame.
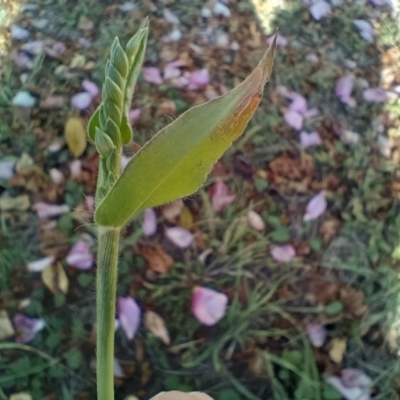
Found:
[89,21,277,400]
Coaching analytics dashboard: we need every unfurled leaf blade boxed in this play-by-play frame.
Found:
[95,37,276,228]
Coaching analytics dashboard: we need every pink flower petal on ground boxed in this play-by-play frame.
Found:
[303,107,320,119]
[66,240,93,270]
[325,377,370,400]
[336,75,354,103]
[163,9,180,24]
[0,160,15,180]
[284,110,303,131]
[118,297,141,340]
[303,191,327,221]
[270,244,296,262]
[165,227,194,248]
[288,94,308,115]
[13,314,45,343]
[300,131,322,149]
[82,80,100,98]
[33,202,69,218]
[143,67,163,85]
[187,69,210,90]
[306,322,327,347]
[27,256,55,272]
[192,287,228,326]
[370,0,388,5]
[143,208,157,236]
[44,41,66,58]
[211,181,236,212]
[129,108,141,125]
[310,1,332,20]
[341,369,371,388]
[164,64,181,80]
[267,34,288,47]
[363,88,388,103]
[13,51,34,70]
[170,75,189,88]
[353,20,374,43]
[71,92,92,110]
[213,2,231,17]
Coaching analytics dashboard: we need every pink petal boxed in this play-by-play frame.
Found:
[192,287,228,326]
[284,110,303,130]
[82,80,100,98]
[306,322,327,347]
[165,227,194,248]
[164,63,182,80]
[85,196,95,214]
[353,20,374,43]
[118,297,141,340]
[303,191,327,221]
[129,108,141,125]
[363,88,388,103]
[309,1,332,20]
[299,131,322,149]
[170,75,189,88]
[66,240,94,270]
[71,92,92,110]
[341,369,371,388]
[267,34,288,47]
[187,69,210,90]
[143,208,157,236]
[44,41,66,58]
[336,75,354,103]
[303,107,320,119]
[163,9,180,24]
[325,377,370,400]
[288,94,308,115]
[49,168,64,184]
[143,67,163,85]
[213,2,231,17]
[13,51,34,70]
[270,244,296,262]
[211,181,236,212]
[13,314,45,343]
[33,202,69,218]
[27,256,55,272]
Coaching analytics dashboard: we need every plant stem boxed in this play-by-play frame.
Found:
[96,226,120,400]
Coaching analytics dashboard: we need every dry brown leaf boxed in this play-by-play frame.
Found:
[329,338,346,363]
[139,245,174,274]
[144,311,170,345]
[340,287,368,317]
[65,117,87,157]
[41,262,69,294]
[161,199,184,223]
[319,219,340,243]
[150,392,213,400]
[0,310,15,340]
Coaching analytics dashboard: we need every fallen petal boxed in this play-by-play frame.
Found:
[69,159,82,177]
[144,311,170,345]
[267,34,287,47]
[284,110,303,130]
[336,75,354,103]
[66,240,94,270]
[341,369,371,389]
[306,322,327,347]
[49,168,64,184]
[163,9,179,24]
[32,202,69,218]
[187,69,210,90]
[309,1,332,20]
[303,107,320,119]
[363,88,388,103]
[201,7,212,18]
[299,131,322,149]
[213,2,231,17]
[71,92,92,110]
[13,314,45,343]
[30,18,48,30]
[143,67,163,85]
[303,191,327,221]
[192,287,228,326]
[27,256,55,272]
[118,297,141,340]
[44,41,66,58]
[82,80,100,98]
[211,181,236,212]
[270,244,296,262]
[164,63,182,80]
[165,227,194,248]
[288,94,308,115]
[13,51,34,69]
[143,208,157,236]
[11,25,30,40]
[129,108,141,125]
[246,210,265,231]
[325,377,370,400]
[0,160,15,180]
[21,40,46,54]
[353,20,374,43]
[370,0,389,5]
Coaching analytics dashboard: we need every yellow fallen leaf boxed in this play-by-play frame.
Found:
[65,117,87,157]
[69,54,86,69]
[0,194,30,211]
[0,310,15,340]
[42,262,69,294]
[329,338,347,363]
[144,311,170,345]
[179,206,194,230]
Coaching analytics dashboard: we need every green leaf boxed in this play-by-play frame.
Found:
[120,112,133,145]
[270,225,291,243]
[95,36,277,227]
[66,348,83,369]
[87,108,100,141]
[324,301,343,315]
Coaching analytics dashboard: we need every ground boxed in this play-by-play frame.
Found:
[1,0,400,399]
